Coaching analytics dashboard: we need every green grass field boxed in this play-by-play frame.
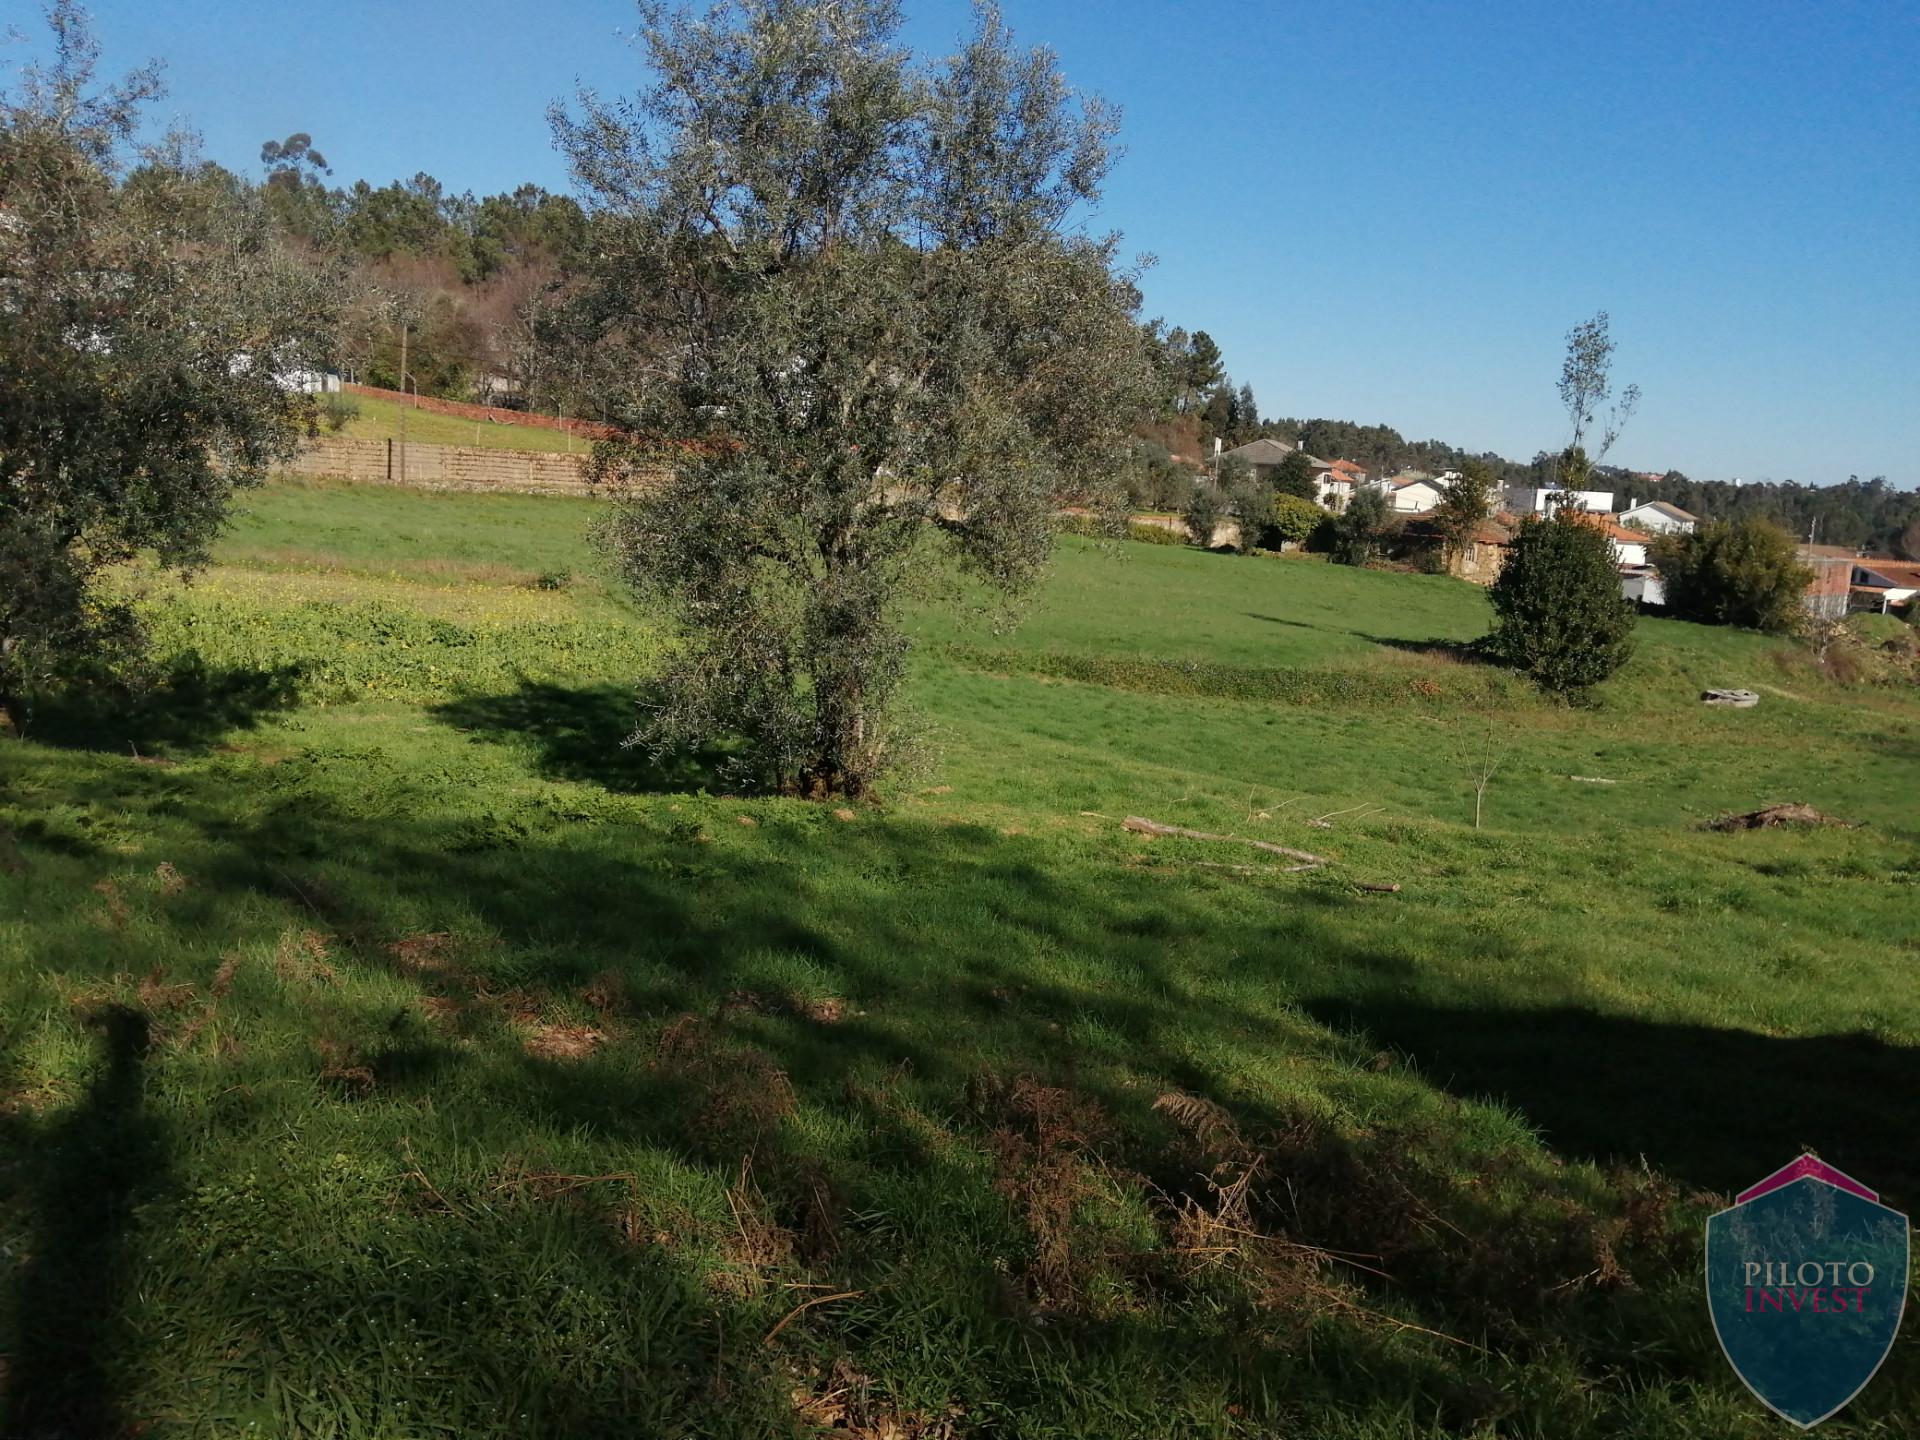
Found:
[4,478,1917,1438]
[333,392,592,455]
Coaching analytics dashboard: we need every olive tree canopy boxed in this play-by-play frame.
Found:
[551,0,1158,797]
[0,2,336,726]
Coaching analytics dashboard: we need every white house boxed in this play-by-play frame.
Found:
[1610,529,1651,567]
[1851,560,1920,610]
[1616,499,1698,535]
[1315,473,1356,511]
[1385,475,1448,512]
[1620,567,1666,606]
[278,367,343,394]
[1504,486,1616,518]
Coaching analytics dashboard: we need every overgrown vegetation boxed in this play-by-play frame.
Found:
[1653,519,1816,633]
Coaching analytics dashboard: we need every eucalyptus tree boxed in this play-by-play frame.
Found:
[553,0,1157,797]
[0,2,337,728]
[1553,310,1639,493]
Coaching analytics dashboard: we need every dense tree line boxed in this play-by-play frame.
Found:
[241,130,594,405]
[1146,335,1914,554]
[1613,473,1917,558]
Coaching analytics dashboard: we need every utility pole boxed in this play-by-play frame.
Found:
[397,322,409,487]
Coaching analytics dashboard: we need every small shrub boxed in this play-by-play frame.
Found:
[534,569,573,591]
[1487,514,1636,696]
[1326,486,1397,566]
[1183,483,1229,548]
[317,393,360,434]
[1126,521,1184,546]
[1267,494,1323,549]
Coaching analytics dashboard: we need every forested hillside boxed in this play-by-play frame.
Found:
[243,137,1912,548]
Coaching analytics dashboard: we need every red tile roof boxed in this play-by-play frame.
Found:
[1856,561,1920,588]
[1565,511,1652,545]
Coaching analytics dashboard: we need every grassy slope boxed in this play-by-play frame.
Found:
[3,480,1918,1438]
[334,392,591,455]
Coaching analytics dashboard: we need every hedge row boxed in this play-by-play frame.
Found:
[1053,514,1187,546]
[936,644,1525,709]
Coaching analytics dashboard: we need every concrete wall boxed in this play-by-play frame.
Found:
[283,436,598,497]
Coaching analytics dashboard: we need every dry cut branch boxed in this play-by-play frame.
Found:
[1122,816,1329,868]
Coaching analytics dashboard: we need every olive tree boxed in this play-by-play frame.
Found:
[552,0,1157,796]
[1326,484,1395,566]
[0,3,336,728]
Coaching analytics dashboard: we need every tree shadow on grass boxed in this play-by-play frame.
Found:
[11,744,1919,1429]
[0,1004,165,1440]
[1304,998,1920,1202]
[430,680,735,794]
[19,656,303,758]
[1356,633,1492,666]
[1245,612,1356,633]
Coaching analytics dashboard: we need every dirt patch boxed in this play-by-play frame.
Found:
[974,1074,1111,1307]
[210,954,242,997]
[790,1356,963,1438]
[276,928,339,985]
[522,1022,605,1062]
[136,966,197,1014]
[579,970,630,1016]
[654,1015,797,1156]
[90,879,131,929]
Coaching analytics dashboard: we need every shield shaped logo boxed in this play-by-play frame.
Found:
[1706,1156,1909,1428]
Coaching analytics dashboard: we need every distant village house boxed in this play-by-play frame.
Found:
[1615,499,1698,535]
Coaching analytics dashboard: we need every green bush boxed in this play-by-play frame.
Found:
[1126,521,1184,546]
[1184,483,1229,548]
[1268,494,1323,548]
[1123,440,1195,511]
[1651,519,1814,633]
[317,393,361,433]
[1486,514,1636,696]
[1327,486,1397,566]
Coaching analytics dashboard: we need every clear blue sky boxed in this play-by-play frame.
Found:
[25,0,1920,485]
